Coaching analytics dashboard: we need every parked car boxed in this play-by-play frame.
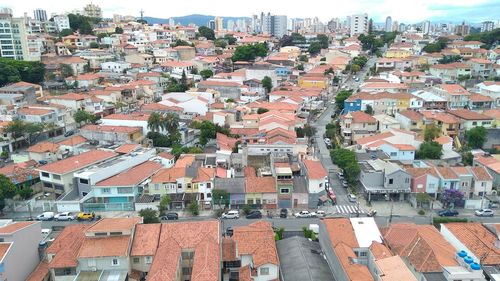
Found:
[324,138,331,145]
[225,227,233,237]
[246,211,262,219]
[36,212,55,221]
[348,194,357,203]
[475,209,494,217]
[489,202,499,209]
[160,212,179,220]
[64,130,74,137]
[41,228,52,238]
[294,210,313,218]
[280,208,288,218]
[38,160,48,165]
[342,180,349,188]
[438,209,459,217]
[312,210,326,218]
[77,212,95,221]
[54,212,75,221]
[221,210,239,219]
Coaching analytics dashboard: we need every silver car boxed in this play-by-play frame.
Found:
[54,212,75,221]
[221,210,239,219]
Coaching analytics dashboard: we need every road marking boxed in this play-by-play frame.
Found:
[335,205,364,214]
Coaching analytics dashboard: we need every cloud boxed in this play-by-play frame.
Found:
[4,0,499,23]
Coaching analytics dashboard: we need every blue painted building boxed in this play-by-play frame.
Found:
[344,98,362,113]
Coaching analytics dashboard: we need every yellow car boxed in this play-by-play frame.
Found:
[77,212,95,221]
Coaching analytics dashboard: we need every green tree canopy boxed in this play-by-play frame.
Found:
[158,194,171,215]
[214,38,227,48]
[257,108,269,114]
[192,120,232,146]
[464,28,500,49]
[199,69,213,79]
[198,26,215,40]
[188,201,199,216]
[224,35,237,45]
[308,41,322,55]
[138,208,160,224]
[115,27,124,34]
[364,105,374,115]
[0,58,45,87]
[73,110,97,126]
[423,37,449,53]
[466,126,487,149]
[316,34,329,49]
[424,124,441,142]
[438,55,463,64]
[262,76,273,93]
[59,28,74,37]
[416,141,443,159]
[334,90,353,112]
[212,189,229,207]
[232,43,268,61]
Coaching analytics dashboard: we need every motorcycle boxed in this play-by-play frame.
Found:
[367,210,377,217]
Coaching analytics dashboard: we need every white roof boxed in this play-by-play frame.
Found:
[411,90,447,102]
[349,217,382,248]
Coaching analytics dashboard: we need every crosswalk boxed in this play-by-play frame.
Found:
[335,205,365,214]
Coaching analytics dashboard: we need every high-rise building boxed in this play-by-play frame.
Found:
[349,13,368,36]
[385,16,392,32]
[423,20,431,34]
[399,23,406,32]
[214,16,223,31]
[208,20,215,30]
[53,15,70,32]
[0,8,33,60]
[83,3,102,18]
[33,8,47,22]
[455,21,470,36]
[481,21,494,32]
[328,18,340,32]
[168,17,175,27]
[260,12,287,38]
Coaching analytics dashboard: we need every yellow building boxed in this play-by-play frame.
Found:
[298,75,327,89]
[385,48,412,58]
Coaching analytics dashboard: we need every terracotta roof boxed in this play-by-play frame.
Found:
[447,109,492,120]
[78,235,131,258]
[469,93,493,102]
[437,84,470,96]
[0,243,11,262]
[383,223,458,272]
[158,152,175,160]
[375,255,418,281]
[87,217,142,233]
[222,237,237,262]
[431,62,470,69]
[362,82,409,89]
[49,93,86,101]
[435,167,459,180]
[96,161,162,187]
[174,154,195,168]
[81,124,142,134]
[421,111,460,124]
[38,150,117,174]
[483,109,500,120]
[468,166,493,181]
[475,155,500,174]
[58,135,87,146]
[27,141,59,153]
[369,241,393,260]
[343,111,376,123]
[233,221,279,267]
[114,143,140,154]
[0,221,37,234]
[47,225,88,268]
[148,221,220,281]
[103,112,151,121]
[398,110,423,122]
[444,223,500,265]
[357,132,395,146]
[198,80,241,87]
[435,136,452,145]
[391,144,416,151]
[26,261,49,281]
[151,167,186,183]
[245,176,276,193]
[18,107,53,116]
[303,159,327,179]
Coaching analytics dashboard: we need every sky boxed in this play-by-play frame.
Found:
[2,0,500,23]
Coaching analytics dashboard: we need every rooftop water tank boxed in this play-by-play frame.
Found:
[464,256,474,264]
[457,250,467,258]
[471,263,481,270]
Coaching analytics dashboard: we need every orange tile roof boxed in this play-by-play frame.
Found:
[447,109,492,120]
[27,141,59,153]
[0,243,11,262]
[343,111,377,123]
[148,221,220,281]
[233,221,279,267]
[475,155,500,174]
[193,167,216,183]
[38,150,117,174]
[131,224,161,257]
[483,109,500,119]
[375,255,418,281]
[174,154,195,168]
[103,112,150,121]
[357,132,395,145]
[303,159,327,179]
[421,111,460,124]
[369,241,393,260]
[81,124,143,134]
[0,221,37,234]
[468,166,493,181]
[362,82,409,89]
[435,136,452,145]
[49,92,86,101]
[96,161,162,187]
[222,237,237,262]
[383,223,458,272]
[47,224,88,268]
[444,223,500,265]
[392,144,416,151]
[435,167,459,180]
[78,235,131,258]
[245,176,276,193]
[26,261,49,281]
[87,217,142,233]
[57,135,87,146]
[469,93,493,102]
[151,167,187,183]
[114,143,140,154]
[438,84,470,95]
[18,107,53,116]
[198,80,241,87]
[398,110,423,122]
[158,152,175,160]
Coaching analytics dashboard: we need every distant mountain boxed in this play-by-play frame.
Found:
[144,14,250,28]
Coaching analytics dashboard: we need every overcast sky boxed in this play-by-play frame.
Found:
[2,0,499,23]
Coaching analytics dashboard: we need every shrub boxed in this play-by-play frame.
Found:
[432,217,467,229]
[242,205,252,215]
[418,209,425,215]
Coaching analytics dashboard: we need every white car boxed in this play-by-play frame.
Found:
[221,210,240,219]
[348,194,357,203]
[311,210,326,218]
[324,138,331,145]
[294,210,313,218]
[36,212,55,221]
[54,212,75,221]
[475,209,494,217]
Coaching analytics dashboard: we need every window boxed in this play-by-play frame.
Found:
[110,232,122,236]
[389,179,394,184]
[112,259,119,266]
[88,259,96,267]
[177,183,182,189]
[182,267,192,275]
[405,178,409,183]
[181,251,194,260]
[359,251,367,257]
[187,183,192,189]
[41,172,49,178]
[133,257,140,264]
[390,152,397,156]
[79,178,89,184]
[260,267,269,275]
[207,193,211,198]
[52,174,61,180]
[481,182,486,187]
[145,256,153,264]
[118,187,133,194]
[206,182,211,189]
[280,188,290,194]
[102,188,111,193]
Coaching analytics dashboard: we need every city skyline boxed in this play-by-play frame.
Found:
[2,0,499,23]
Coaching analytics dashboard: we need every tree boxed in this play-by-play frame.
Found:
[423,37,449,53]
[0,58,45,87]
[308,41,322,55]
[351,64,361,73]
[334,90,353,112]
[297,64,304,71]
[188,201,199,216]
[17,187,33,200]
[275,227,285,241]
[59,28,74,37]
[0,175,17,212]
[212,189,229,207]
[462,152,474,166]
[198,26,215,40]
[4,120,44,147]
[224,35,237,45]
[316,34,329,49]
[199,69,213,79]
[257,108,269,114]
[416,193,432,208]
[303,124,317,138]
[192,120,231,146]
[163,113,181,145]
[114,27,123,34]
[441,189,464,208]
[214,39,227,48]
[0,63,21,86]
[302,226,317,240]
[73,110,94,127]
[232,43,268,61]
[60,63,74,78]
[416,141,442,159]
[364,105,374,115]
[464,28,500,49]
[171,39,191,47]
[466,126,487,149]
[344,162,361,184]
[279,35,294,47]
[79,20,94,35]
[424,124,441,142]
[158,194,171,215]
[438,55,463,64]
[299,55,308,62]
[262,76,273,93]
[139,208,160,224]
[89,42,99,49]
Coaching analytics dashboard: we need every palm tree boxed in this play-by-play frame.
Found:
[162,113,179,133]
[147,112,162,133]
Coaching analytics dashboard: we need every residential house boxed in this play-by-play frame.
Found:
[197,80,242,99]
[373,114,401,132]
[447,109,493,130]
[395,110,425,132]
[411,90,448,110]
[406,167,440,195]
[429,63,472,83]
[466,58,493,78]
[302,159,328,194]
[37,149,118,195]
[468,166,494,196]
[27,141,60,163]
[432,84,471,109]
[0,81,42,106]
[80,125,143,143]
[475,82,500,107]
[469,93,494,111]
[0,160,40,190]
[0,221,42,281]
[214,177,246,208]
[360,82,409,94]
[344,92,413,115]
[367,243,417,281]
[474,154,500,188]
[369,142,416,161]
[421,111,461,138]
[157,152,175,168]
[65,73,102,89]
[319,218,382,281]
[245,176,277,209]
[340,111,377,145]
[359,159,411,201]
[101,61,131,74]
[130,224,160,277]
